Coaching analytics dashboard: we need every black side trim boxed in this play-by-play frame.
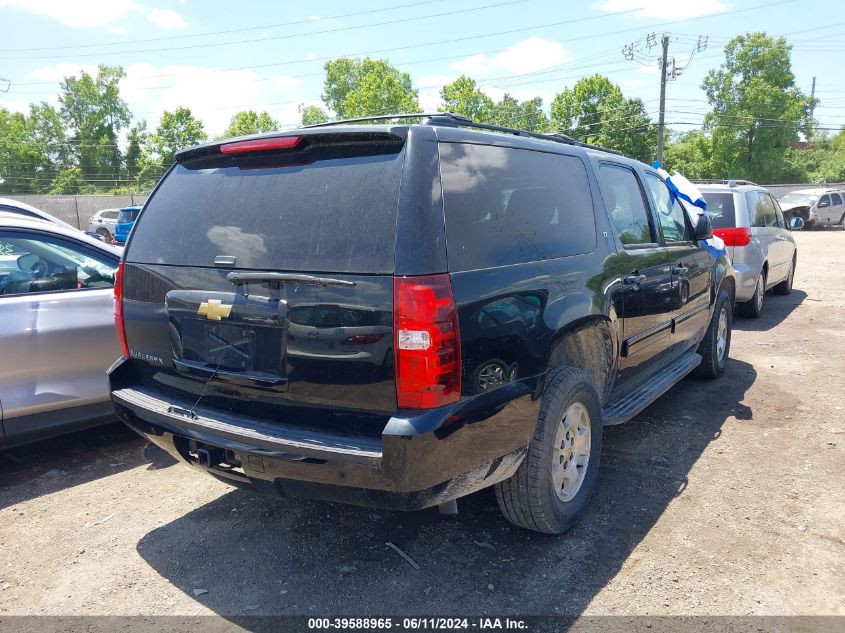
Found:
[622,319,673,357]
[1,401,115,448]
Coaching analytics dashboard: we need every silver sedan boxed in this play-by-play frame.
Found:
[0,213,122,447]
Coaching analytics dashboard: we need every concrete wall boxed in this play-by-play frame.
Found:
[6,194,149,229]
[764,183,845,199]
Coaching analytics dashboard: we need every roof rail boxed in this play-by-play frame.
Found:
[303,111,623,156]
[692,178,759,187]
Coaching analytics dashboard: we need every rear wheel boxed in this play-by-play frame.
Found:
[738,270,765,318]
[774,257,796,295]
[692,289,732,379]
[840,214,845,230]
[96,227,112,242]
[494,366,602,534]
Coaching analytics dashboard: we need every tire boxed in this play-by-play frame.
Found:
[692,289,732,379]
[737,269,765,318]
[96,227,112,242]
[773,256,796,295]
[840,214,845,230]
[494,366,602,534]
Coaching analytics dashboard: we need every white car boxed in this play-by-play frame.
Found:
[779,188,845,229]
[88,208,120,242]
[0,197,109,242]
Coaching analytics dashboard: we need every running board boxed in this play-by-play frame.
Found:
[602,352,702,426]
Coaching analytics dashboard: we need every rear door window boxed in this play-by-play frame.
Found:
[126,141,405,274]
[831,193,843,207]
[596,163,656,246]
[439,142,596,271]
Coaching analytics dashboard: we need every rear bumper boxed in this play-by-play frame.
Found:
[109,359,538,511]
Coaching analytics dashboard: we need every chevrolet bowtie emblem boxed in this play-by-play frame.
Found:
[197,299,233,321]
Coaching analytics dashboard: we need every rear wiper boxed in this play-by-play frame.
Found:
[226,272,356,287]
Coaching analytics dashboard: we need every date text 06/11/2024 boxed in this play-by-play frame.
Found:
[307,618,529,630]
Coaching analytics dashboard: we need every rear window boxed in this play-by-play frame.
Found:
[126,140,405,273]
[702,192,736,228]
[118,208,140,223]
[439,142,596,271]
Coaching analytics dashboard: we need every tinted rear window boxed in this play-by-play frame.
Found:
[439,142,596,271]
[126,141,405,273]
[118,208,140,223]
[703,192,736,228]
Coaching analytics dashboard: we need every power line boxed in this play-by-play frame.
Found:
[0,0,453,53]
[5,0,529,61]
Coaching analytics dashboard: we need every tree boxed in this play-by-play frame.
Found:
[150,107,207,167]
[0,104,68,194]
[59,65,131,185]
[702,32,814,182]
[440,76,493,121]
[124,121,148,181]
[550,74,656,161]
[489,94,550,132]
[49,166,93,194]
[223,110,279,138]
[321,57,420,119]
[299,104,329,126]
[663,130,714,179]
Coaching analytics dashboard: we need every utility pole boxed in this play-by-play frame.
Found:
[656,34,669,163]
[809,76,817,140]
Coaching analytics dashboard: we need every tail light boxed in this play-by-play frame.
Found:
[394,274,461,409]
[341,333,385,346]
[220,136,301,154]
[713,227,752,246]
[114,261,130,359]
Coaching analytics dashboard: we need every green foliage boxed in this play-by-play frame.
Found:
[321,57,420,119]
[550,74,656,161]
[0,104,68,194]
[59,65,131,185]
[125,121,148,181]
[702,32,814,182]
[223,110,279,138]
[488,94,550,132]
[440,76,494,120]
[663,130,714,179]
[49,166,96,194]
[299,104,329,126]
[150,107,207,167]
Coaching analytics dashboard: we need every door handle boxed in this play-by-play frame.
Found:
[672,266,689,275]
[624,274,647,286]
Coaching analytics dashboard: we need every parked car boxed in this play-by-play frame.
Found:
[0,212,122,448]
[109,114,735,534]
[697,181,798,318]
[114,205,142,244]
[88,208,121,242]
[0,197,109,242]
[779,188,845,229]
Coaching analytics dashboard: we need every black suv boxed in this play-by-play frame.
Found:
[109,114,735,534]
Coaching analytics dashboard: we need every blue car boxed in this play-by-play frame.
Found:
[114,206,142,244]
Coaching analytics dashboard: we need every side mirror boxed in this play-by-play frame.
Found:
[788,216,805,230]
[693,213,713,240]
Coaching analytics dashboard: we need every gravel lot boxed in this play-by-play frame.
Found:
[1,230,843,619]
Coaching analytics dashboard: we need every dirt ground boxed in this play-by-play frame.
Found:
[0,231,843,620]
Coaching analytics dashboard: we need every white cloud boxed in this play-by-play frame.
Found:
[418,88,443,112]
[108,26,129,36]
[416,75,456,89]
[0,0,186,30]
[118,63,302,134]
[480,86,505,102]
[450,37,570,77]
[491,37,571,74]
[450,54,490,76]
[598,0,726,19]
[146,8,185,29]
[29,62,99,81]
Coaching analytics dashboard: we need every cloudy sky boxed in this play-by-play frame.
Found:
[1,0,844,141]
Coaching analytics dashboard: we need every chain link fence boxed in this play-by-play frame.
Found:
[6,194,149,229]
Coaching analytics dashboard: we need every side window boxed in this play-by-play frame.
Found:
[831,193,843,207]
[0,231,117,296]
[769,195,786,228]
[644,173,692,242]
[103,210,120,220]
[761,194,779,227]
[747,192,767,227]
[818,195,830,209]
[597,163,655,246]
[439,143,597,270]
